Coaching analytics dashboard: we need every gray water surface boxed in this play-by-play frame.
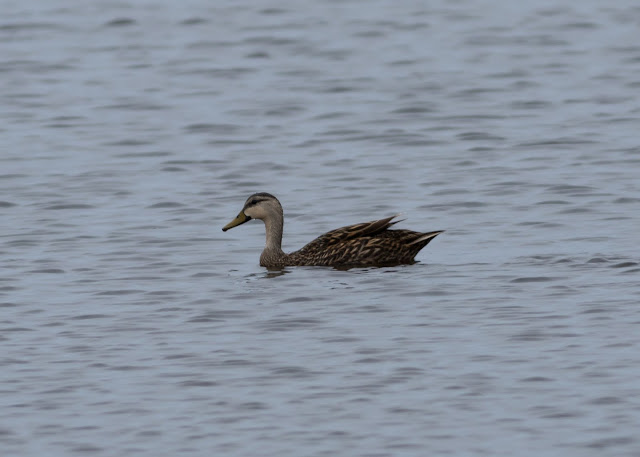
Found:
[2,1,640,456]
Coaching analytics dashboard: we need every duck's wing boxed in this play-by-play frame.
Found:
[295,215,402,253]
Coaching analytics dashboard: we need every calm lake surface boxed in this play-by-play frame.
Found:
[2,1,640,456]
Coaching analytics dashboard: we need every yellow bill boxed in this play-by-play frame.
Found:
[222,211,251,231]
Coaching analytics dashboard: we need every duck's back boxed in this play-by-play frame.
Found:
[286,216,442,267]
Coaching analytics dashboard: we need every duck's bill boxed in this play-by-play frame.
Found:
[222,211,251,231]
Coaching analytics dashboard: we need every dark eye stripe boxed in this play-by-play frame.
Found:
[246,193,275,206]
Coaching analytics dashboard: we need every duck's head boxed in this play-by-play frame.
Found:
[222,192,282,231]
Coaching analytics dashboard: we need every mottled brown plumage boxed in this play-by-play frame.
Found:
[222,193,443,268]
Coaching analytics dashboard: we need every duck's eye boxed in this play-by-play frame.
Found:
[250,199,258,205]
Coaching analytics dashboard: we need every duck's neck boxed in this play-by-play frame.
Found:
[260,207,287,266]
[264,212,284,251]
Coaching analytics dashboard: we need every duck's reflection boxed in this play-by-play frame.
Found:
[263,267,291,279]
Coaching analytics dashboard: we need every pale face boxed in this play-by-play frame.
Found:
[242,201,269,221]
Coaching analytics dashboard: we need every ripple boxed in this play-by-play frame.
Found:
[187,310,248,322]
[179,380,218,387]
[589,396,624,405]
[611,262,638,268]
[104,18,137,27]
[0,22,63,31]
[258,317,325,332]
[269,365,316,378]
[586,437,635,449]
[613,197,640,204]
[70,314,110,320]
[114,151,172,158]
[180,17,208,26]
[183,123,240,134]
[147,202,185,208]
[44,204,93,210]
[95,290,144,296]
[520,376,553,382]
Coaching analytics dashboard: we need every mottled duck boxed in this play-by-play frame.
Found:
[222,192,443,268]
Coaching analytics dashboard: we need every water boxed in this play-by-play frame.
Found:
[2,1,640,455]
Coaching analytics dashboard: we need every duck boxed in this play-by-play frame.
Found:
[222,192,443,268]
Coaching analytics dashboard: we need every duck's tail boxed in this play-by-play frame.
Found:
[407,230,444,246]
